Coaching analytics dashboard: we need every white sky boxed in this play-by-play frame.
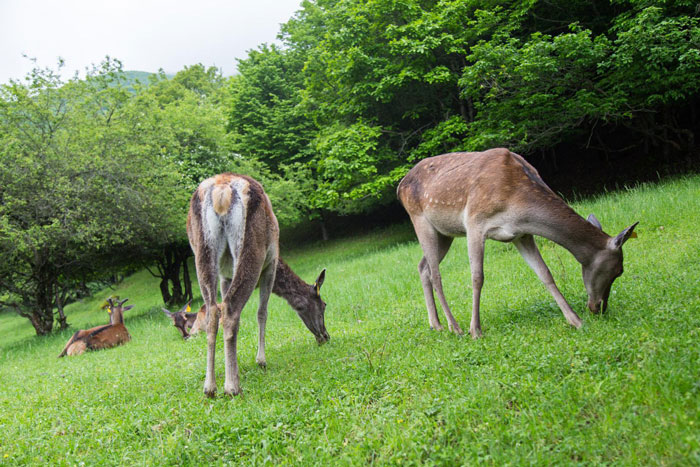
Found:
[0,0,303,83]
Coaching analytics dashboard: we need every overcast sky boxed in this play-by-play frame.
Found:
[0,0,303,84]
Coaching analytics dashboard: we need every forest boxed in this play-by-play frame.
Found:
[1,0,699,335]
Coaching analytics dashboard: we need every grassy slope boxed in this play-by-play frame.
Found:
[0,177,699,465]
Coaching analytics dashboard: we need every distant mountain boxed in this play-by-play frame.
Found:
[121,70,175,91]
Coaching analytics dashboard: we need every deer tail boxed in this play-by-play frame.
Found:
[211,183,233,216]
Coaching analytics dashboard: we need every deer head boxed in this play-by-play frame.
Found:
[293,269,329,344]
[106,297,134,324]
[161,301,194,339]
[583,215,639,313]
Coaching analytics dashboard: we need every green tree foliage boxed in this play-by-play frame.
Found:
[224,0,699,214]
[228,46,316,170]
[0,60,187,334]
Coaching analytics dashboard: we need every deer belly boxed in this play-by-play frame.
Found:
[484,216,521,242]
[424,209,467,237]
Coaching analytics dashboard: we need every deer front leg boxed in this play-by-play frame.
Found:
[512,235,582,328]
[466,232,485,339]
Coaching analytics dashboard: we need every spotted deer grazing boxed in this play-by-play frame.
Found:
[188,173,328,397]
[58,298,133,357]
[161,301,222,339]
[397,148,638,338]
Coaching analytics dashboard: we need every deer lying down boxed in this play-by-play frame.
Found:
[58,298,133,357]
[398,148,638,338]
[162,301,222,339]
[188,173,328,397]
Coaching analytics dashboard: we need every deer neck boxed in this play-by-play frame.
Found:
[521,196,610,266]
[109,311,124,325]
[272,258,312,310]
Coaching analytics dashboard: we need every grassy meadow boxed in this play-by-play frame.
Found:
[1,176,699,465]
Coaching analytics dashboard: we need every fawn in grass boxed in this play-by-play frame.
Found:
[162,301,222,339]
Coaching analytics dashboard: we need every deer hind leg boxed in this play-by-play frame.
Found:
[194,239,226,398]
[412,215,462,334]
[418,257,442,330]
[255,259,276,369]
[466,230,486,339]
[220,240,266,397]
[512,235,582,328]
[220,277,232,300]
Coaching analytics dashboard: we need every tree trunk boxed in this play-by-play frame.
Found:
[154,243,192,306]
[159,276,173,305]
[319,211,329,242]
[29,312,54,336]
[30,268,56,336]
[182,255,193,303]
[55,288,69,330]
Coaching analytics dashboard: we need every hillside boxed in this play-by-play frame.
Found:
[0,177,699,464]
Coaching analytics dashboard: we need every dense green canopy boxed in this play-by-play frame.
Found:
[227,0,699,212]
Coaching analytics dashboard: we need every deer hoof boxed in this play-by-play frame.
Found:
[430,324,444,331]
[256,359,267,370]
[203,381,217,398]
[224,385,241,397]
[451,324,465,336]
[568,315,583,329]
[469,328,482,339]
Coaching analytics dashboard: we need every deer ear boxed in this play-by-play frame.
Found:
[611,222,639,249]
[587,214,603,230]
[122,305,134,312]
[179,300,192,314]
[314,268,326,296]
[161,308,173,316]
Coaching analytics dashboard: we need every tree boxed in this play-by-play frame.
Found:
[0,59,187,335]
[262,0,700,214]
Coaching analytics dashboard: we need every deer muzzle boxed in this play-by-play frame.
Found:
[315,328,330,345]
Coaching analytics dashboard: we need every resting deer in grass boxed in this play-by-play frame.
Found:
[58,298,133,357]
[397,148,638,338]
[188,173,328,397]
[162,301,222,339]
[162,301,197,339]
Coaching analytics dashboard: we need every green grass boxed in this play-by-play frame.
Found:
[1,176,699,465]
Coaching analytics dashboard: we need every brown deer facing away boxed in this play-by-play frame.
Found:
[397,148,638,338]
[58,298,133,357]
[188,173,328,397]
[162,301,222,339]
